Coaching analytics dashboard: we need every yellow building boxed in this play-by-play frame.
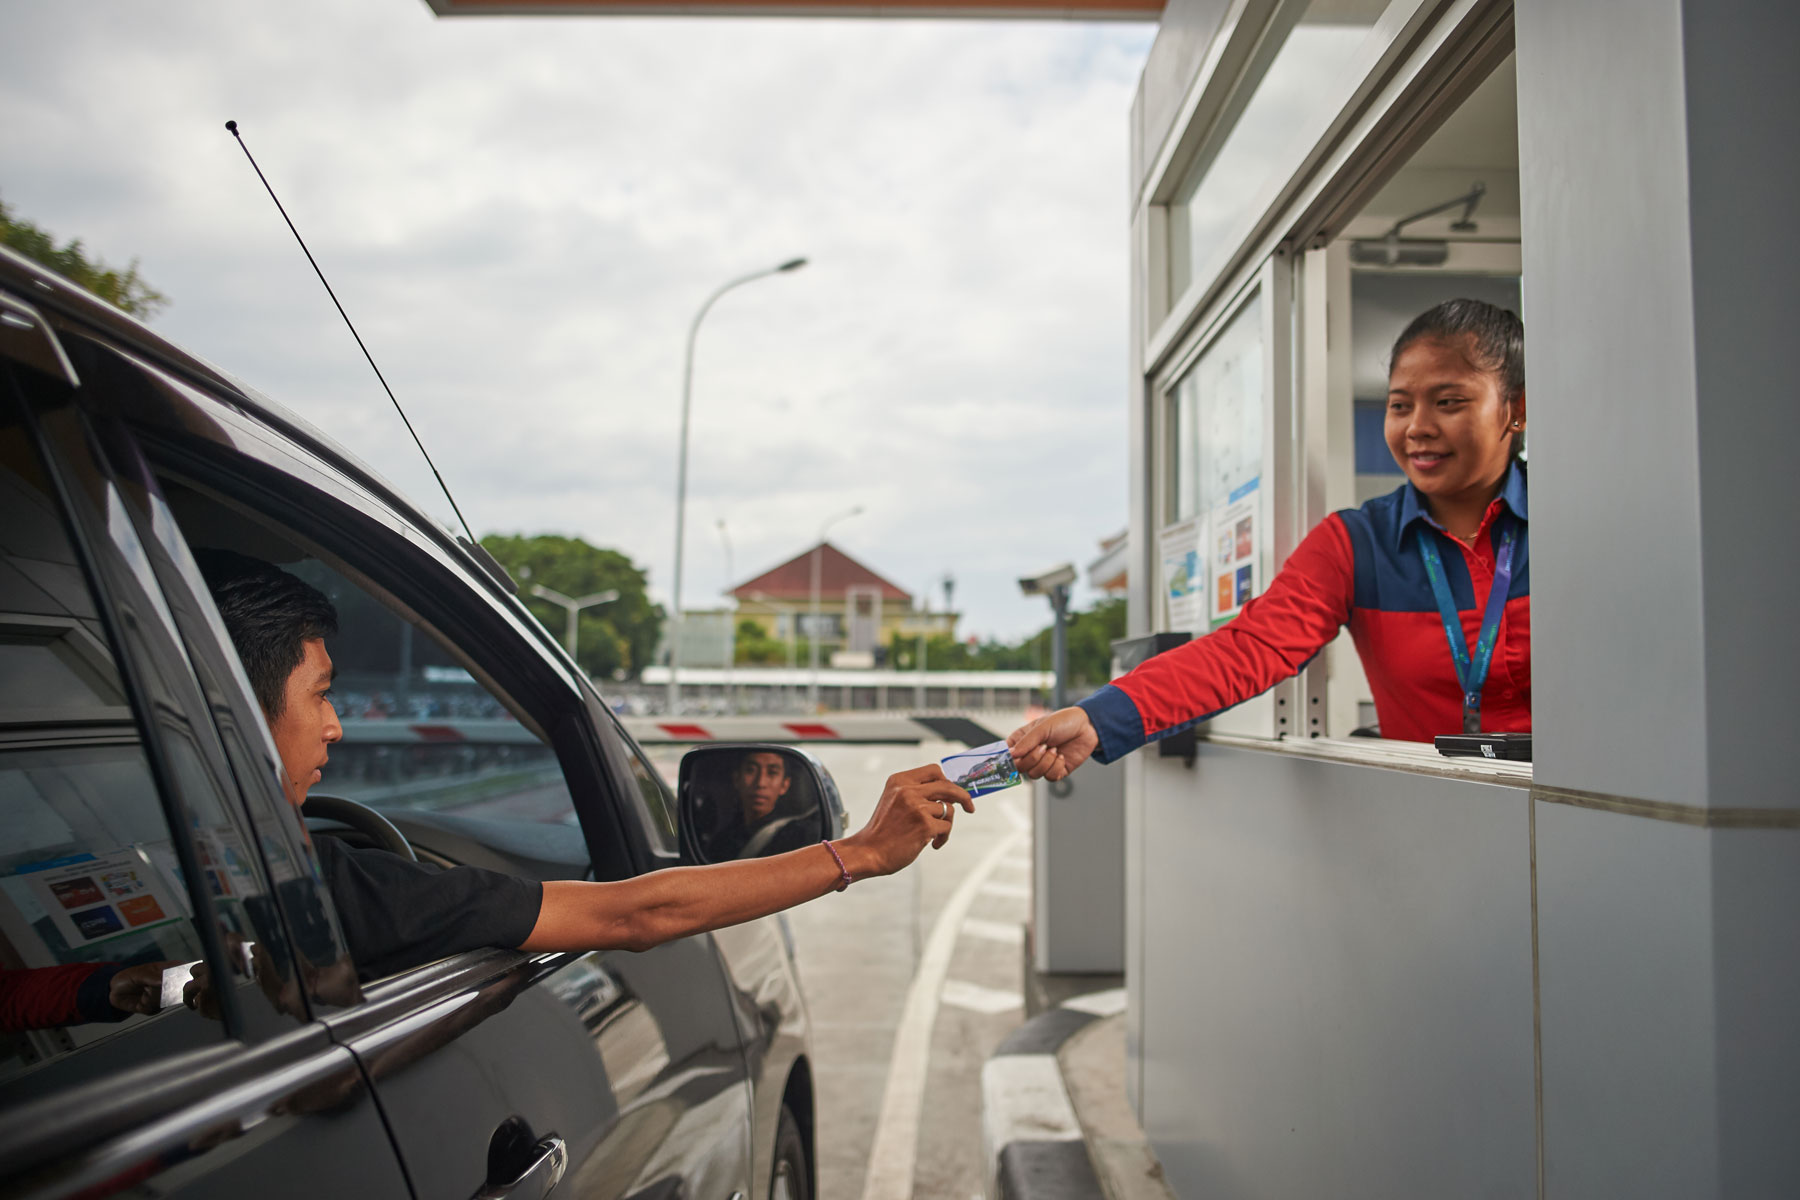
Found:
[728,542,955,667]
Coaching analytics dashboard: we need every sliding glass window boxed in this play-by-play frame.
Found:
[1169,0,1389,299]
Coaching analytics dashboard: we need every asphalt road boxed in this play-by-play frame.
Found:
[787,739,1033,1200]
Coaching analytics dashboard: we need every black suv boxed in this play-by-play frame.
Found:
[0,246,821,1200]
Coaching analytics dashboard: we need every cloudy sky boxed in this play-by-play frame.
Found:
[3,1,1153,640]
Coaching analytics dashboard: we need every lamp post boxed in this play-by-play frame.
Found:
[529,584,619,670]
[667,255,808,716]
[1018,564,1077,709]
[808,505,863,711]
[718,518,736,712]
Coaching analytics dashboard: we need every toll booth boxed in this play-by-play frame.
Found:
[1118,1,1798,1196]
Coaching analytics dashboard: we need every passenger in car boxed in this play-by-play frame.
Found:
[197,551,969,979]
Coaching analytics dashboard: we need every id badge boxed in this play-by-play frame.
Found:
[940,740,1024,797]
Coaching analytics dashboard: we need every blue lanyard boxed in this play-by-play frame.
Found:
[1416,522,1518,734]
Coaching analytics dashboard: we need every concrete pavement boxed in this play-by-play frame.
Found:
[785,741,1034,1200]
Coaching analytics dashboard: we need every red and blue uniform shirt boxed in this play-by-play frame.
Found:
[1079,462,1530,758]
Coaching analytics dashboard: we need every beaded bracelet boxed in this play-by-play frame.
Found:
[821,840,854,892]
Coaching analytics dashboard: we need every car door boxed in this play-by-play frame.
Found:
[0,339,409,1199]
[77,328,758,1199]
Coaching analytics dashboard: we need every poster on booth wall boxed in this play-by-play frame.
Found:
[18,849,185,949]
[1158,517,1205,633]
[1208,476,1260,628]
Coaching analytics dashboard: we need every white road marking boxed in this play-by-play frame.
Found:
[859,794,1028,1200]
[940,979,1024,1015]
[960,917,1024,946]
[978,880,1030,900]
[1062,987,1128,1017]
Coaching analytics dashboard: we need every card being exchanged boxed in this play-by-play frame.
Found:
[940,740,1024,797]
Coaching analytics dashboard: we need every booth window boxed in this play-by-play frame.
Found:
[1169,0,1389,300]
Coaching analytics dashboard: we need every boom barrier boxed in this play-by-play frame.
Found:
[336,712,1008,750]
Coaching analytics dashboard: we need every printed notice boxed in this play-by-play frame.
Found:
[1159,518,1205,632]
[1209,476,1260,627]
[20,849,185,949]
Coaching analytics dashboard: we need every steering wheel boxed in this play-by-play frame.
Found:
[302,794,417,861]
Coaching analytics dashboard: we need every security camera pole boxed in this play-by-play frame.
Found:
[1019,564,1077,709]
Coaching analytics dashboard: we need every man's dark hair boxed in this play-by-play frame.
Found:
[194,549,338,717]
[1390,298,1526,458]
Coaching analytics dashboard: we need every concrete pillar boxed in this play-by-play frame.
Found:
[1519,0,1800,1192]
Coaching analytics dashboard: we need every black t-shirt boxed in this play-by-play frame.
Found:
[701,812,819,863]
[313,837,544,980]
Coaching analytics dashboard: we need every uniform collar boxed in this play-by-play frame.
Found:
[1397,460,1529,551]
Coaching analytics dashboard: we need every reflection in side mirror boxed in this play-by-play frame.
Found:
[677,744,848,866]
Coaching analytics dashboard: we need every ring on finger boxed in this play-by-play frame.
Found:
[938,800,949,820]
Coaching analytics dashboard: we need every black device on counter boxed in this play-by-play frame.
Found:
[1434,732,1533,762]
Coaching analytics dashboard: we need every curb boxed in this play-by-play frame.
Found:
[981,991,1127,1200]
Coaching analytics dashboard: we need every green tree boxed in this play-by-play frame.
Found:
[1063,596,1128,689]
[733,619,792,666]
[1,197,168,318]
[480,534,662,682]
[885,596,1127,689]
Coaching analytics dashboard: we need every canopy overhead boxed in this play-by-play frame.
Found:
[426,0,1159,19]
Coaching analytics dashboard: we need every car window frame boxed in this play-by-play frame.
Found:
[108,369,652,885]
[9,362,261,1039]
[70,387,369,1015]
[0,354,374,1183]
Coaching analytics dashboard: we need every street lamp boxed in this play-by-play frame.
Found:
[1019,563,1077,709]
[718,518,736,711]
[809,504,864,710]
[668,256,808,715]
[529,584,619,670]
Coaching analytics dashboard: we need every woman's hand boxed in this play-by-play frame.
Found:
[107,962,172,1016]
[838,765,974,878]
[1007,707,1099,781]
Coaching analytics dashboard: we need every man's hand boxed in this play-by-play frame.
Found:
[1007,707,1099,781]
[525,765,975,955]
[837,765,973,878]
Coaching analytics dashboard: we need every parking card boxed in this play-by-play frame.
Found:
[940,740,1023,797]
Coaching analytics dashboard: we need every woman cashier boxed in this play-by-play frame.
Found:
[1010,298,1529,780]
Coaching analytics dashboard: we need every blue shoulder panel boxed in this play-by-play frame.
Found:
[1338,483,1530,611]
[1337,487,1449,613]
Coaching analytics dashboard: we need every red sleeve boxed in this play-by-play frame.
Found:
[1114,514,1355,737]
[0,963,104,1032]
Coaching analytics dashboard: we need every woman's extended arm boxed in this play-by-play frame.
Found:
[1011,515,1357,779]
[521,764,971,954]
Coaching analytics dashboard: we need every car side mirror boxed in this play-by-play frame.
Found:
[677,744,848,866]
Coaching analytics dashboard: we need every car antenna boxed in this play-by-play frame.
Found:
[224,119,480,550]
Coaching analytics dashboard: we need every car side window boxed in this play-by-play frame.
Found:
[0,387,222,1093]
[283,558,579,828]
[623,739,677,849]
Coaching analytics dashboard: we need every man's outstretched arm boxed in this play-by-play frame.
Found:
[522,764,971,954]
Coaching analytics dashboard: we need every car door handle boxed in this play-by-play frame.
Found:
[473,1134,568,1200]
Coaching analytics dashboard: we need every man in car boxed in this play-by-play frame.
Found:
[702,750,820,861]
[197,551,969,979]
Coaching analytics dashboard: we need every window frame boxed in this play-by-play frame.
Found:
[108,362,654,885]
[0,355,367,1154]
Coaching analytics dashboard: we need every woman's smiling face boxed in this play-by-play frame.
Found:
[1384,334,1523,514]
